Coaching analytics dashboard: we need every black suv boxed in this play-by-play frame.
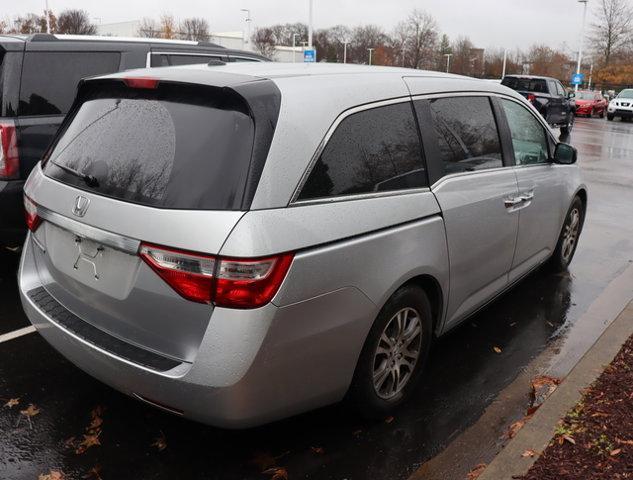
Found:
[0,34,268,249]
[501,75,574,134]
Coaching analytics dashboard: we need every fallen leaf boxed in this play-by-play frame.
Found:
[75,431,102,455]
[63,437,77,449]
[563,435,576,445]
[617,438,633,446]
[467,463,487,480]
[521,449,536,458]
[4,398,20,409]
[151,431,167,452]
[310,446,325,455]
[38,471,65,480]
[507,420,526,439]
[263,467,288,480]
[493,346,502,354]
[610,448,622,456]
[20,404,40,417]
[88,415,103,431]
[82,465,102,480]
[385,416,394,424]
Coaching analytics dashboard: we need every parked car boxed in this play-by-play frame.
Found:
[501,75,575,133]
[606,89,633,121]
[574,90,608,118]
[0,34,267,250]
[19,64,587,428]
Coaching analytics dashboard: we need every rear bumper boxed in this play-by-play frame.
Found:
[19,236,375,428]
[0,179,26,247]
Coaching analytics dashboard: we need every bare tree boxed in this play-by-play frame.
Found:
[138,17,161,38]
[160,14,177,39]
[451,36,475,75]
[57,9,96,35]
[589,0,633,65]
[349,25,389,64]
[252,27,277,58]
[392,10,439,70]
[13,13,46,34]
[180,17,210,42]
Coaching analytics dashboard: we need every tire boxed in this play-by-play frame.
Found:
[549,196,584,272]
[560,113,574,135]
[599,109,605,118]
[607,114,614,121]
[348,285,433,418]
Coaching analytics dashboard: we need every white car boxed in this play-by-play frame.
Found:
[607,89,633,121]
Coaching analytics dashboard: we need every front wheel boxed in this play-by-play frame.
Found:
[549,196,584,272]
[607,113,614,121]
[348,285,433,418]
[599,109,605,118]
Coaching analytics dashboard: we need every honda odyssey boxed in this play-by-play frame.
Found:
[19,63,586,428]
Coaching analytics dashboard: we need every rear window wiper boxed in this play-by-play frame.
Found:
[50,160,99,188]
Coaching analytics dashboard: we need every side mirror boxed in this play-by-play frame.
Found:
[554,143,577,165]
[567,92,576,99]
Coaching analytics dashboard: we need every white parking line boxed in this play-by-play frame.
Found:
[0,326,37,344]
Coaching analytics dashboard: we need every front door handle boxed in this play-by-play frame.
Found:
[504,197,523,208]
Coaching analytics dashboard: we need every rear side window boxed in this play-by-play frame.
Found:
[0,50,21,116]
[502,77,548,94]
[43,82,255,210]
[18,52,121,116]
[428,96,503,175]
[298,102,427,201]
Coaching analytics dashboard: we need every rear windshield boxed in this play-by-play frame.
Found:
[43,82,255,210]
[501,77,548,94]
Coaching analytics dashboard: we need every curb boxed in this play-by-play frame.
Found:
[477,300,633,480]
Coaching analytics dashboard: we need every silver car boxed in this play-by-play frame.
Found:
[19,63,586,428]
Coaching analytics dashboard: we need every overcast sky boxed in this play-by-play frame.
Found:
[7,0,591,51]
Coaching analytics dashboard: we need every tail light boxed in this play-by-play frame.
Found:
[527,93,536,104]
[0,123,19,180]
[24,195,41,232]
[139,243,294,308]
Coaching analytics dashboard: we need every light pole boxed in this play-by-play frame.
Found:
[44,0,50,33]
[368,48,375,66]
[343,41,349,64]
[292,33,301,63]
[588,63,594,90]
[575,0,589,92]
[241,9,251,50]
[444,53,452,73]
[308,0,314,48]
[501,49,508,78]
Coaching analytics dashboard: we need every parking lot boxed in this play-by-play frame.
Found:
[1,116,633,479]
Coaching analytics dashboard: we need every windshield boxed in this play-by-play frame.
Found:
[576,92,597,100]
[617,89,633,99]
[43,82,255,210]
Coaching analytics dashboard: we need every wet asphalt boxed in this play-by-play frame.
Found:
[1,117,633,480]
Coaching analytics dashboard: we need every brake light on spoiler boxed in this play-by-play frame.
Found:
[139,243,294,309]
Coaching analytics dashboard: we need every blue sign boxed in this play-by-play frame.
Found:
[571,73,585,85]
[304,49,317,63]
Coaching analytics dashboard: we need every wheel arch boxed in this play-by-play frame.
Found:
[396,274,445,336]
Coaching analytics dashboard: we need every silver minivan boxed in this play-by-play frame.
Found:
[19,63,586,428]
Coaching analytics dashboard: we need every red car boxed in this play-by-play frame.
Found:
[574,90,608,118]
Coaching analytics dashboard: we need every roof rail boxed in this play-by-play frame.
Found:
[207,59,227,66]
[28,33,58,42]
[197,40,224,48]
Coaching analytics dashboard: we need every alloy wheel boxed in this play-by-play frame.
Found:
[372,307,423,400]
[562,207,581,262]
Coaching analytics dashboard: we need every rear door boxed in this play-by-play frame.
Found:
[16,44,125,178]
[546,80,563,124]
[413,94,519,329]
[497,97,567,281]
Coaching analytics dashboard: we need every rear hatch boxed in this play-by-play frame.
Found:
[25,75,280,364]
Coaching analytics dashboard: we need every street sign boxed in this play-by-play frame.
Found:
[571,73,585,85]
[304,49,317,63]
